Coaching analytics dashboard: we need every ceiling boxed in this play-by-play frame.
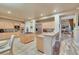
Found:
[0,3,79,22]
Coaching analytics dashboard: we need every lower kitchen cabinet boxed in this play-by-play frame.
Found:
[36,36,44,53]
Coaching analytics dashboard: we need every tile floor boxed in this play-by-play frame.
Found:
[0,33,79,55]
[60,33,78,55]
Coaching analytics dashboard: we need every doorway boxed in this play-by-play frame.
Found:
[61,19,73,35]
[59,15,75,55]
[60,16,74,39]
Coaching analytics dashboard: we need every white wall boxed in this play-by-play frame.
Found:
[54,15,60,32]
[24,20,36,33]
[73,13,79,47]
[30,20,36,32]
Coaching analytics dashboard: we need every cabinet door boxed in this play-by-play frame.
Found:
[36,37,44,53]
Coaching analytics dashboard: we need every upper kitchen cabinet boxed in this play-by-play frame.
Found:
[36,17,55,33]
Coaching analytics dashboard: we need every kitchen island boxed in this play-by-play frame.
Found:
[36,32,59,55]
[0,31,35,44]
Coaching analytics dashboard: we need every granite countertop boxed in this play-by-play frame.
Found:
[37,35,44,37]
[42,32,59,36]
[37,32,59,37]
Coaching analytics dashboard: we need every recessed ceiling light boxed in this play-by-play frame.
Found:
[8,11,11,14]
[40,13,43,16]
[53,10,57,12]
[76,7,79,10]
[28,17,31,19]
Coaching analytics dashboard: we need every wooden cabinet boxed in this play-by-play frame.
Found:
[36,36,44,53]
[20,33,34,44]
[0,31,20,40]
